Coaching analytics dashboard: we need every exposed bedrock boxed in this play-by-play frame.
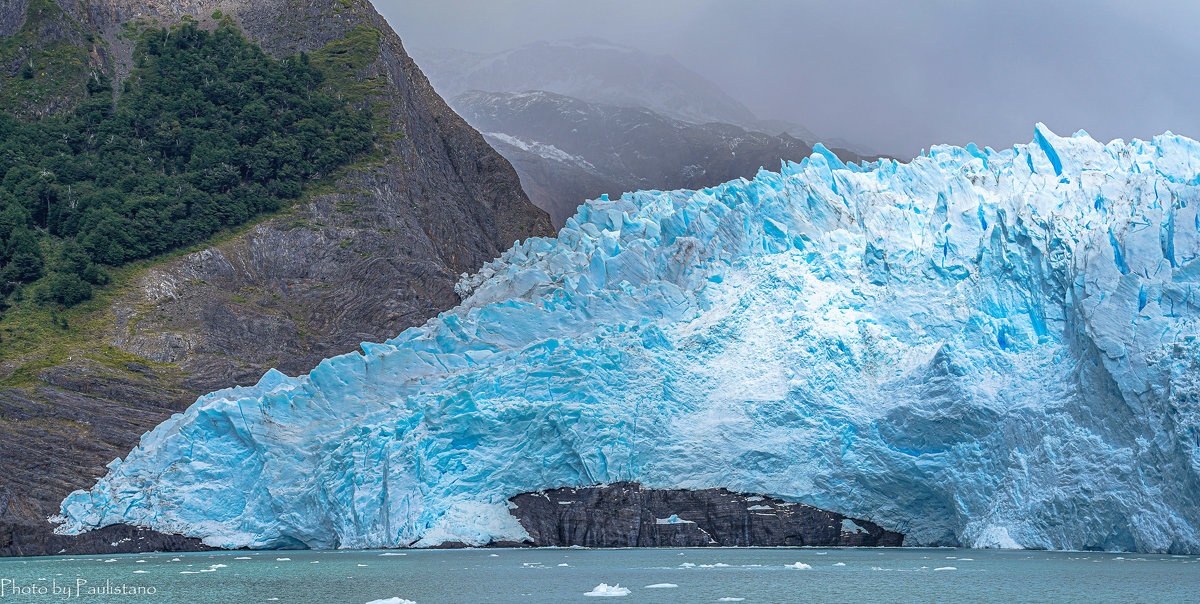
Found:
[0,523,215,558]
[507,483,903,548]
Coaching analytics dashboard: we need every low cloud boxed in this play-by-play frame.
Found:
[374,0,1199,158]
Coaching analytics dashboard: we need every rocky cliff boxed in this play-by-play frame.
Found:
[509,484,903,548]
[0,0,553,556]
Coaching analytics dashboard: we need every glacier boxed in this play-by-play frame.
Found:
[56,124,1200,553]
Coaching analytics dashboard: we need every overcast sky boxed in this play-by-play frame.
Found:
[372,0,1199,158]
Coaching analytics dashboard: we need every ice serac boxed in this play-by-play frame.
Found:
[56,125,1200,553]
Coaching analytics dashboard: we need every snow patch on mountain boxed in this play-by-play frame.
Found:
[482,132,600,174]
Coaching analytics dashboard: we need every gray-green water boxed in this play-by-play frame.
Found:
[0,548,1196,603]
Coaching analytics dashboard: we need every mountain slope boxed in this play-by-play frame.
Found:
[58,126,1200,554]
[454,90,864,227]
[0,0,552,557]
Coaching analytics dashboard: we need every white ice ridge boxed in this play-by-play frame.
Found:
[56,125,1200,553]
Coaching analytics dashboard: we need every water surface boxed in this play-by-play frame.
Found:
[0,547,1196,603]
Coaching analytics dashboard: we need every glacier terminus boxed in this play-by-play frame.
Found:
[56,125,1200,553]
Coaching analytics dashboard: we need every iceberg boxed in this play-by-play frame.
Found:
[56,125,1200,553]
[584,584,631,597]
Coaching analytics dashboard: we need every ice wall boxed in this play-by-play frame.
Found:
[57,125,1200,553]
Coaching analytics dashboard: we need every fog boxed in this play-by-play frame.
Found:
[372,0,1199,159]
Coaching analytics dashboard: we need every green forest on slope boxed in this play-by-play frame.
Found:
[0,21,375,312]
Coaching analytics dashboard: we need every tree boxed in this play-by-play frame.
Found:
[3,228,43,282]
[38,272,92,306]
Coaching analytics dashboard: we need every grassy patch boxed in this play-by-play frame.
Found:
[309,26,403,148]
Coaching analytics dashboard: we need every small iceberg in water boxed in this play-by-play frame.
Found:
[785,562,812,569]
[584,583,631,597]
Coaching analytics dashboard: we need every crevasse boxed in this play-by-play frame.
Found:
[56,125,1200,553]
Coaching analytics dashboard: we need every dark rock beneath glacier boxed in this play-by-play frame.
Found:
[0,523,215,558]
[507,483,904,548]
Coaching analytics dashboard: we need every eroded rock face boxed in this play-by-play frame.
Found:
[0,523,215,558]
[0,0,552,556]
[508,484,903,548]
[0,0,29,38]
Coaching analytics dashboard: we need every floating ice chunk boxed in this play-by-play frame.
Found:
[718,598,745,602]
[234,557,251,560]
[655,514,694,524]
[934,567,957,571]
[365,599,416,604]
[379,553,407,556]
[170,558,180,562]
[132,570,148,574]
[833,562,846,566]
[210,564,227,568]
[558,563,570,567]
[103,559,116,563]
[679,562,695,568]
[785,562,812,569]
[584,583,631,597]
[645,583,678,588]
[276,558,291,561]
[358,564,368,567]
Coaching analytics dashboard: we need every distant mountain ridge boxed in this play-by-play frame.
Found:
[413,39,879,226]
[414,38,762,129]
[453,89,865,227]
